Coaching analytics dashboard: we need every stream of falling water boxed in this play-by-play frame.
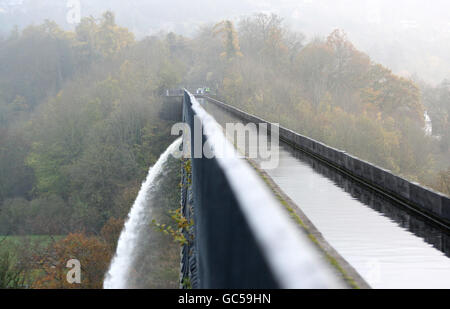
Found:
[424,111,433,136]
[103,138,181,289]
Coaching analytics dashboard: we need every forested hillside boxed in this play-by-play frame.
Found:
[0,12,181,288]
[0,11,449,288]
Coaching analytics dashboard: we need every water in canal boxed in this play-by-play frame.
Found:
[198,98,450,289]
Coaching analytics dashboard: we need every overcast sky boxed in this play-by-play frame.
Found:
[1,0,449,84]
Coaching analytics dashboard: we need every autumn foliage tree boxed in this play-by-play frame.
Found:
[213,20,243,61]
[33,233,112,289]
[100,217,124,252]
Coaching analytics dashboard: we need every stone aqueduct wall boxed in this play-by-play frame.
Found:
[179,92,342,289]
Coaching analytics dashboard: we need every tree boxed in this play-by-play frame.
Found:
[294,40,334,107]
[0,21,75,108]
[0,130,34,203]
[74,11,135,66]
[96,11,135,58]
[213,20,243,61]
[100,217,124,252]
[33,233,112,289]
[326,29,371,110]
[238,13,285,59]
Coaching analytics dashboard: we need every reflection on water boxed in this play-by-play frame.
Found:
[199,98,450,289]
[283,142,450,258]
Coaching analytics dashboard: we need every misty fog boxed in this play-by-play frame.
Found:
[1,0,449,84]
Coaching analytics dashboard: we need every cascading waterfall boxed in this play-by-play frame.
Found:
[424,111,433,136]
[103,138,181,289]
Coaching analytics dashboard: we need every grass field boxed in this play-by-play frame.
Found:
[0,235,65,265]
[0,235,64,254]
[0,235,63,246]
